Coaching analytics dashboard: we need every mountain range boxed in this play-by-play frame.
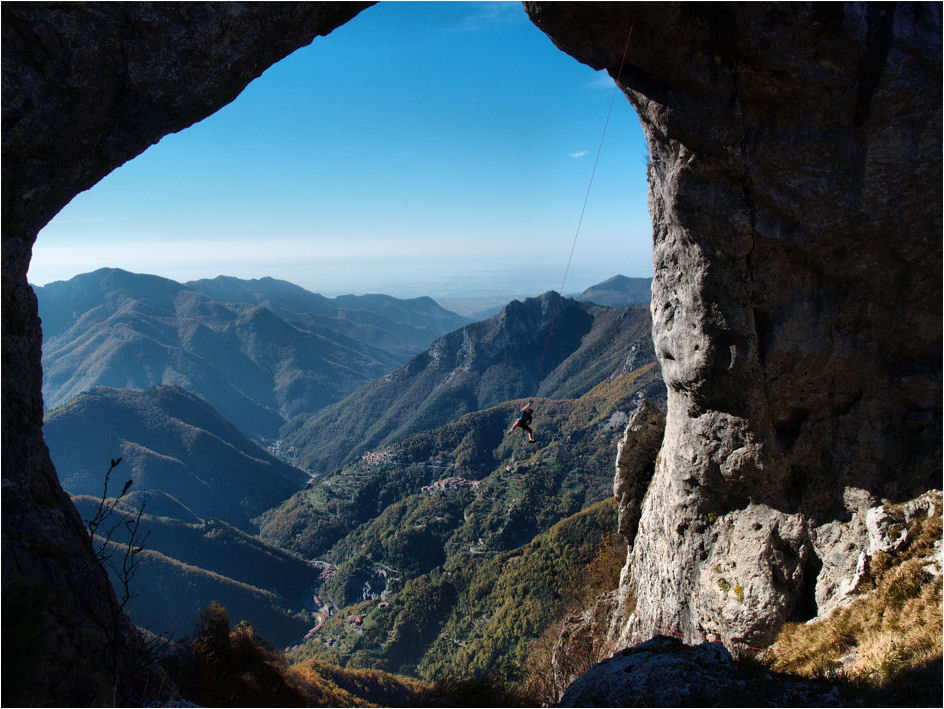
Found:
[435,274,653,322]
[40,269,664,680]
[36,268,470,440]
[44,384,309,530]
[281,292,655,473]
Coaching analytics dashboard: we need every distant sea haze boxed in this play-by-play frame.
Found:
[253,258,653,301]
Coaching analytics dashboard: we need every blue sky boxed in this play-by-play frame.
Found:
[31,1,652,298]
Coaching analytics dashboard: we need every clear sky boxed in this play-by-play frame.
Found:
[30,1,653,299]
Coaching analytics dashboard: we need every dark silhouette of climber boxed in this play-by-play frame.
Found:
[507,402,536,443]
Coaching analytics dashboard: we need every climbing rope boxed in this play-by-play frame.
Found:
[530,24,635,398]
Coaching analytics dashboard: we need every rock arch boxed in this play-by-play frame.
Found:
[2,2,940,702]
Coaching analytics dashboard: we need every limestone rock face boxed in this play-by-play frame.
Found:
[613,400,665,545]
[1,4,370,705]
[811,508,871,618]
[812,489,942,617]
[526,2,942,648]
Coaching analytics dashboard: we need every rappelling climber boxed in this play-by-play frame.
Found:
[507,401,536,443]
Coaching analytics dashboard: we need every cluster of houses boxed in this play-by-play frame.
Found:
[290,606,367,650]
[303,614,326,640]
[265,439,300,464]
[361,448,398,467]
[315,562,337,582]
[420,476,482,495]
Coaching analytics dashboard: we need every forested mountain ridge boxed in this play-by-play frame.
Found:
[48,384,321,644]
[260,365,663,562]
[281,291,655,473]
[35,268,469,439]
[70,494,316,646]
[44,384,309,531]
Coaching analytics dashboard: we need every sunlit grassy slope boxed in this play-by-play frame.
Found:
[766,492,942,704]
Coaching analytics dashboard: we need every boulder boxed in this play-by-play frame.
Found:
[559,635,845,707]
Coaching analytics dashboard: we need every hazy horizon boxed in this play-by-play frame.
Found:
[30,262,648,305]
[30,2,653,299]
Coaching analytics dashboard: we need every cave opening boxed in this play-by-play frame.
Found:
[4,4,942,705]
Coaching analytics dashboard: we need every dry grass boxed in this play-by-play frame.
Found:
[768,496,942,694]
[169,603,429,707]
[291,658,429,707]
[771,562,941,681]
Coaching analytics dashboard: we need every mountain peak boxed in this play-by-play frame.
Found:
[577,275,651,307]
[283,294,656,473]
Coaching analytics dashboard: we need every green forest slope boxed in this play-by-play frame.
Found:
[46,385,309,530]
[257,368,663,679]
[71,495,317,646]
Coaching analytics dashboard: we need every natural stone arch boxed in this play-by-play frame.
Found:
[2,2,940,703]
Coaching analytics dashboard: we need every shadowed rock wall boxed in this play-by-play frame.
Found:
[1,3,370,704]
[526,1,941,649]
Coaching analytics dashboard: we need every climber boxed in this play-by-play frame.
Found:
[507,401,536,443]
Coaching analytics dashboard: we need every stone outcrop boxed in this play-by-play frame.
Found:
[2,3,370,705]
[559,635,846,707]
[814,489,943,616]
[526,2,942,649]
[613,400,665,546]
